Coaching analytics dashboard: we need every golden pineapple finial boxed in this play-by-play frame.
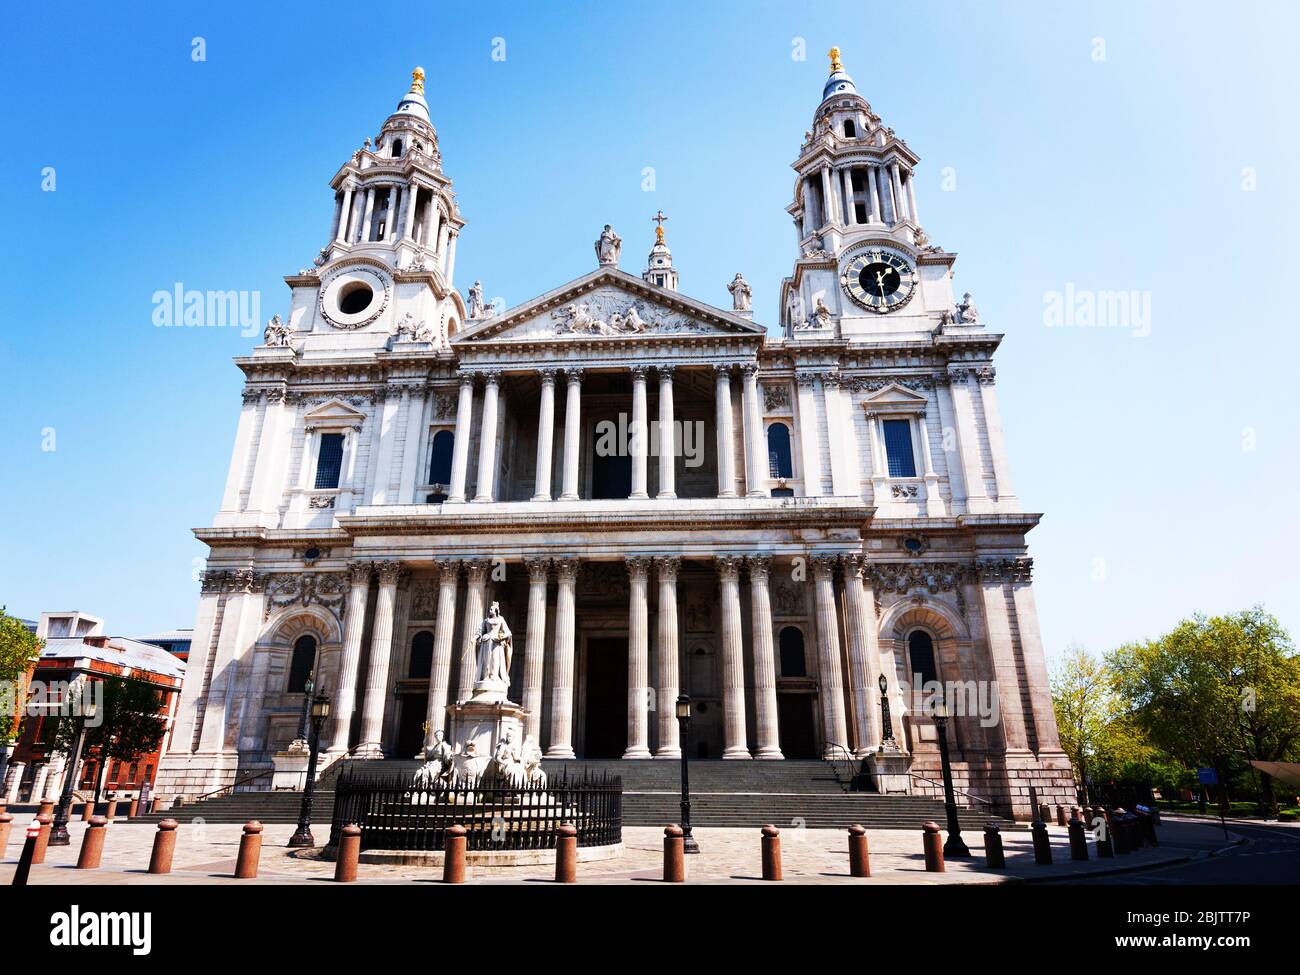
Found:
[828,47,843,72]
[410,66,426,95]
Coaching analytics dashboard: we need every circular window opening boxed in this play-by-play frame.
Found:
[338,282,373,315]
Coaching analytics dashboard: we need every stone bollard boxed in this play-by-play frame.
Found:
[12,819,42,886]
[1038,803,1051,823]
[984,822,1006,868]
[761,825,783,881]
[1093,810,1114,858]
[663,825,685,882]
[0,811,12,854]
[81,800,95,822]
[32,813,53,865]
[148,819,179,874]
[1055,805,1067,826]
[848,824,870,878]
[1111,809,1130,854]
[1031,819,1053,865]
[334,824,361,882]
[922,821,945,872]
[127,797,139,819]
[235,821,263,879]
[38,799,54,819]
[77,816,108,869]
[1067,819,1089,861]
[105,798,119,822]
[555,823,578,883]
[443,824,467,884]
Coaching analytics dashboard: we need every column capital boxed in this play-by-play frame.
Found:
[629,364,650,381]
[463,558,493,584]
[563,367,584,385]
[656,365,676,381]
[653,555,681,580]
[525,556,551,582]
[840,553,869,579]
[624,555,652,579]
[375,560,405,585]
[712,362,734,379]
[741,361,759,378]
[348,560,374,585]
[538,367,558,384]
[810,551,840,578]
[431,558,461,582]
[746,554,772,581]
[457,371,476,390]
[715,554,745,581]
[553,558,580,583]
[478,368,502,386]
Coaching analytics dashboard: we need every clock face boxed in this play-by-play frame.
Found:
[841,248,917,313]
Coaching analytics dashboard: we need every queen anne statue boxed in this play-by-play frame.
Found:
[472,601,513,696]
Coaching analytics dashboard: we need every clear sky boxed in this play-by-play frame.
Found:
[2,0,1297,663]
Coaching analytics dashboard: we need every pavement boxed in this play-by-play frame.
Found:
[0,814,1247,885]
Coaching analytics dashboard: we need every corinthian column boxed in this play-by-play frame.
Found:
[457,560,491,703]
[532,369,556,500]
[447,374,475,502]
[629,366,649,499]
[841,555,883,756]
[654,556,681,758]
[657,367,676,499]
[355,561,403,757]
[741,363,766,497]
[812,553,849,758]
[472,370,501,502]
[546,559,579,758]
[714,365,737,497]
[748,556,783,758]
[716,555,751,758]
[560,369,583,500]
[422,560,460,749]
[327,561,373,754]
[522,557,550,744]
[624,556,652,757]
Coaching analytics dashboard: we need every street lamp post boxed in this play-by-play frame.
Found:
[878,673,896,747]
[675,694,700,854]
[931,699,970,858]
[288,693,331,848]
[50,677,98,847]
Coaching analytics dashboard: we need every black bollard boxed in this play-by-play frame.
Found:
[1031,819,1053,865]
[11,820,41,887]
[983,822,1005,869]
[1067,819,1089,860]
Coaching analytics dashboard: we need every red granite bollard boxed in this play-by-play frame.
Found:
[77,816,107,869]
[81,800,94,822]
[443,824,467,884]
[31,813,52,865]
[848,823,870,878]
[555,823,578,883]
[127,797,139,819]
[1038,803,1051,824]
[105,798,119,822]
[1055,805,1067,826]
[333,824,361,882]
[1067,819,1089,861]
[0,811,12,855]
[11,820,42,886]
[1031,819,1053,865]
[761,824,783,881]
[922,821,945,872]
[38,799,54,818]
[234,821,263,879]
[984,821,1006,868]
[148,819,179,874]
[663,825,685,882]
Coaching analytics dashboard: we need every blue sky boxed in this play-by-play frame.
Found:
[1,0,1296,662]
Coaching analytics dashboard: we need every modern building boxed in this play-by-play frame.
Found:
[155,51,1075,815]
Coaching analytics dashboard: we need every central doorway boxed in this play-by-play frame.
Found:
[777,693,818,759]
[395,694,426,758]
[583,637,628,758]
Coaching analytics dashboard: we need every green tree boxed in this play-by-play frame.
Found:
[1109,606,1300,816]
[0,607,43,749]
[51,675,167,802]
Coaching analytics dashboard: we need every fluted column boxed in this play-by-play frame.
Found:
[841,555,883,756]
[447,374,475,502]
[629,366,649,499]
[714,365,737,497]
[31,764,51,803]
[741,363,766,497]
[521,557,550,745]
[559,369,583,501]
[334,183,355,243]
[624,556,652,757]
[654,556,681,758]
[812,553,850,758]
[360,187,376,241]
[421,560,460,749]
[456,560,490,703]
[842,167,856,225]
[868,165,882,223]
[716,556,751,759]
[4,763,25,804]
[656,366,676,499]
[473,370,500,502]
[746,556,783,758]
[327,561,373,754]
[355,561,403,757]
[532,369,556,500]
[546,559,579,758]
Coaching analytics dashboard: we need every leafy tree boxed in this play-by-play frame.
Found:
[0,608,43,780]
[1109,607,1300,816]
[50,674,167,802]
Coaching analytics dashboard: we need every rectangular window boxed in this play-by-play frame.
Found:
[314,432,344,489]
[882,419,917,478]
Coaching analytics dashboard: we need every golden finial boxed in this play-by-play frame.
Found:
[828,47,843,72]
[652,209,668,245]
[655,225,665,245]
[410,66,426,95]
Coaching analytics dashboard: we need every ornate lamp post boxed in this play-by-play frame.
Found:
[288,692,331,848]
[931,699,970,857]
[675,694,700,854]
[290,671,314,751]
[50,676,98,847]
[878,673,896,747]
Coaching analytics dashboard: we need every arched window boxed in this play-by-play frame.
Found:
[409,631,434,679]
[767,422,793,479]
[287,635,317,693]
[779,626,806,677]
[392,139,403,157]
[843,119,857,138]
[426,429,454,502]
[907,630,938,688]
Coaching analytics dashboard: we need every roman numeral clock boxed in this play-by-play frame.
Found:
[840,246,918,312]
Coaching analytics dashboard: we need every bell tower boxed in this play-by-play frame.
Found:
[642,210,678,291]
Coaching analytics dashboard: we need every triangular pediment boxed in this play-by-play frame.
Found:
[303,399,367,425]
[860,383,929,409]
[453,267,765,345]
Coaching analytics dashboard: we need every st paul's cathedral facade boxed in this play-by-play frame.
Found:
[156,51,1075,816]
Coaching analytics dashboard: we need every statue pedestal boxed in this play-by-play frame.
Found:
[447,699,527,779]
[866,748,913,795]
[271,750,311,791]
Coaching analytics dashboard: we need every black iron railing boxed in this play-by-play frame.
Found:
[326,766,622,853]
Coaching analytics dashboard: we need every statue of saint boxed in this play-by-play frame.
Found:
[474,601,513,686]
[727,273,752,312]
[467,280,486,319]
[956,292,980,325]
[263,314,290,347]
[594,224,622,265]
